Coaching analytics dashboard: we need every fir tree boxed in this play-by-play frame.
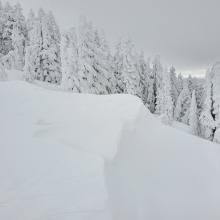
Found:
[189,90,199,135]
[137,53,151,103]
[200,69,216,140]
[24,9,61,84]
[113,40,127,93]
[61,28,81,92]
[174,80,191,124]
[78,17,114,94]
[169,66,179,106]
[153,55,163,114]
[161,69,174,124]
[113,39,140,96]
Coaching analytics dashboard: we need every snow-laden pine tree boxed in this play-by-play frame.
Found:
[212,62,220,127]
[114,40,127,93]
[189,90,199,135]
[78,17,114,94]
[200,62,220,142]
[0,0,4,55]
[177,73,183,95]
[23,9,36,82]
[145,62,156,113]
[93,29,115,94]
[11,3,27,70]
[1,2,14,55]
[201,62,220,143]
[174,80,191,124]
[123,40,140,96]
[152,55,163,114]
[137,52,152,103]
[26,9,35,45]
[187,74,194,94]
[61,28,81,92]
[211,62,220,143]
[11,25,25,70]
[23,44,36,82]
[0,2,27,70]
[24,10,41,81]
[200,69,216,140]
[113,39,140,96]
[161,69,174,124]
[193,78,205,115]
[40,10,61,83]
[169,66,179,106]
[24,9,61,84]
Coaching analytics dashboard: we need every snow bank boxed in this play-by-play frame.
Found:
[106,107,220,220]
[0,80,220,220]
[0,81,142,220]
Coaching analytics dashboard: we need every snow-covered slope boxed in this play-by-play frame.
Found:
[0,81,220,220]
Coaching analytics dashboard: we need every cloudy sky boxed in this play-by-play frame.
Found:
[6,0,220,76]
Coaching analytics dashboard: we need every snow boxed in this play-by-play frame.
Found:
[1,80,220,220]
[107,108,220,220]
[5,69,23,80]
[172,120,190,133]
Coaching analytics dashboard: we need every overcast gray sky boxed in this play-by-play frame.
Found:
[6,0,220,76]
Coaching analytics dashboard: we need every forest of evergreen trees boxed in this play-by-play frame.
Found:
[0,1,220,144]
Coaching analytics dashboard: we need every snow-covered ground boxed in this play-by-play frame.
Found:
[1,80,220,220]
[5,69,23,81]
[172,120,190,133]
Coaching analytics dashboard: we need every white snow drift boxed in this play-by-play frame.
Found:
[0,81,220,220]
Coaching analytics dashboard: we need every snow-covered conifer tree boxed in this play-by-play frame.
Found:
[200,62,220,142]
[137,52,152,103]
[212,62,220,128]
[113,39,141,96]
[10,3,27,70]
[0,0,4,54]
[23,45,36,82]
[40,11,61,83]
[113,40,127,93]
[206,62,220,142]
[169,66,179,106]
[2,2,14,55]
[193,78,205,115]
[26,9,35,45]
[78,17,114,94]
[177,73,183,95]
[61,28,81,92]
[0,2,27,70]
[174,80,191,124]
[189,90,199,135]
[200,69,216,140]
[187,74,194,94]
[25,9,61,84]
[123,40,140,95]
[161,69,174,124]
[92,29,114,94]
[145,61,156,113]
[24,11,41,81]
[152,55,163,114]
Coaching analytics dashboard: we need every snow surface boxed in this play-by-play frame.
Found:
[5,69,23,81]
[1,80,220,220]
[172,120,190,134]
